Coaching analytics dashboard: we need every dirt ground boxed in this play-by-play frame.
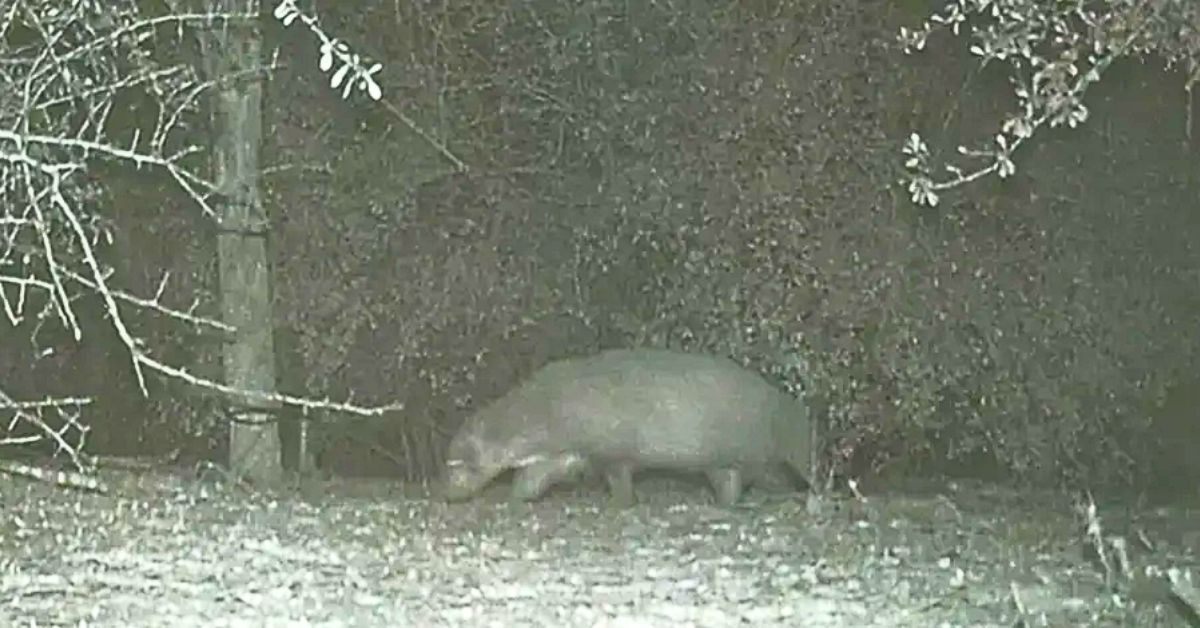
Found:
[1,466,1197,627]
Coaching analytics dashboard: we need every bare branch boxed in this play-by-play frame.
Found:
[899,0,1200,206]
[136,353,405,418]
[0,2,404,470]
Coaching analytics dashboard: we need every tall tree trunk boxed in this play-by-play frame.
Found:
[201,0,282,485]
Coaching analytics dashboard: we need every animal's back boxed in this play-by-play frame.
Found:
[536,349,809,471]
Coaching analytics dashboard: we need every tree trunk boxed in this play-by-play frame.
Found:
[201,0,282,486]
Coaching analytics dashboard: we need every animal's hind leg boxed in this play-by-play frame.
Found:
[706,468,743,506]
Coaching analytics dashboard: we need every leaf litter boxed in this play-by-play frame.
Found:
[1,468,1197,627]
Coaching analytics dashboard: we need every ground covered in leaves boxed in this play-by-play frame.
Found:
[0,467,1196,627]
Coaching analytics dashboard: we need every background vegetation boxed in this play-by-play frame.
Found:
[2,0,1197,499]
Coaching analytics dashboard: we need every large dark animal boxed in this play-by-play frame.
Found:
[442,349,813,507]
